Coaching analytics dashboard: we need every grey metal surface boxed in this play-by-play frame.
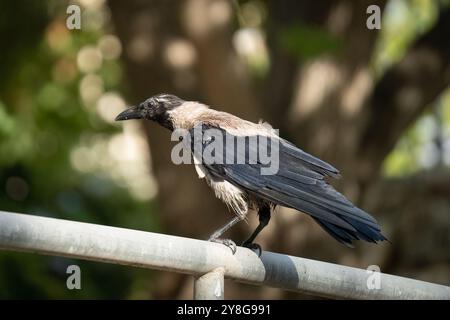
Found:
[0,211,449,299]
[194,267,225,300]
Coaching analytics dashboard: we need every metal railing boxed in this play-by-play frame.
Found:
[0,210,449,300]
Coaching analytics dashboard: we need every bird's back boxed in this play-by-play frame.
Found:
[169,101,386,246]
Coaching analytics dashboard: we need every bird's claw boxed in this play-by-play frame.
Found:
[209,238,237,254]
[241,242,262,257]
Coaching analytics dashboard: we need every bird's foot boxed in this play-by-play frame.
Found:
[208,237,237,254]
[241,241,262,257]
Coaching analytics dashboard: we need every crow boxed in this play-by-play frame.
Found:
[115,93,387,253]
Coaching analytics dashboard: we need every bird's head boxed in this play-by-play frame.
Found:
[115,94,185,129]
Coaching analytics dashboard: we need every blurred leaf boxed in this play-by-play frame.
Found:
[0,101,15,136]
[0,1,50,91]
[279,24,340,60]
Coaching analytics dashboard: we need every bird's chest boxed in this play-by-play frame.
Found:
[207,177,248,218]
[195,162,248,218]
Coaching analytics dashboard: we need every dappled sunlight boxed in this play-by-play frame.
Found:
[183,0,232,38]
[77,46,103,73]
[291,59,342,119]
[374,0,438,75]
[127,33,155,63]
[108,127,158,201]
[5,177,29,202]
[395,85,424,112]
[232,0,268,74]
[96,92,126,123]
[327,1,352,35]
[77,0,105,10]
[1,0,449,300]
[383,88,450,176]
[164,38,197,69]
[79,74,104,106]
[77,0,110,31]
[340,67,372,117]
[52,57,78,85]
[45,21,71,53]
[98,34,122,60]
[70,127,157,201]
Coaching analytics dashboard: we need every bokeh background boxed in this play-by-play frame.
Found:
[0,0,449,299]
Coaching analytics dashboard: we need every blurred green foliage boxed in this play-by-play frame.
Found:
[279,24,340,61]
[379,0,450,176]
[373,0,439,75]
[0,1,159,298]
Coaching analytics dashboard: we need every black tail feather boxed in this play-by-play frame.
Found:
[313,215,387,247]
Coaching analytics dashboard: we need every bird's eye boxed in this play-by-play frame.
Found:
[149,98,160,107]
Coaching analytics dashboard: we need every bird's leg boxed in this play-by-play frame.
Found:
[242,205,271,255]
[208,215,243,254]
[208,215,242,240]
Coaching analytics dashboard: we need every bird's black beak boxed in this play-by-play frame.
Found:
[115,106,142,121]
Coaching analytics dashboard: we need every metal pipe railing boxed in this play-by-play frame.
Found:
[194,267,225,300]
[0,211,449,299]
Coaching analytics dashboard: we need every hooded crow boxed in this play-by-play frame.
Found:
[116,94,387,253]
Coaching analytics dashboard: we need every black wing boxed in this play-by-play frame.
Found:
[188,124,386,246]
